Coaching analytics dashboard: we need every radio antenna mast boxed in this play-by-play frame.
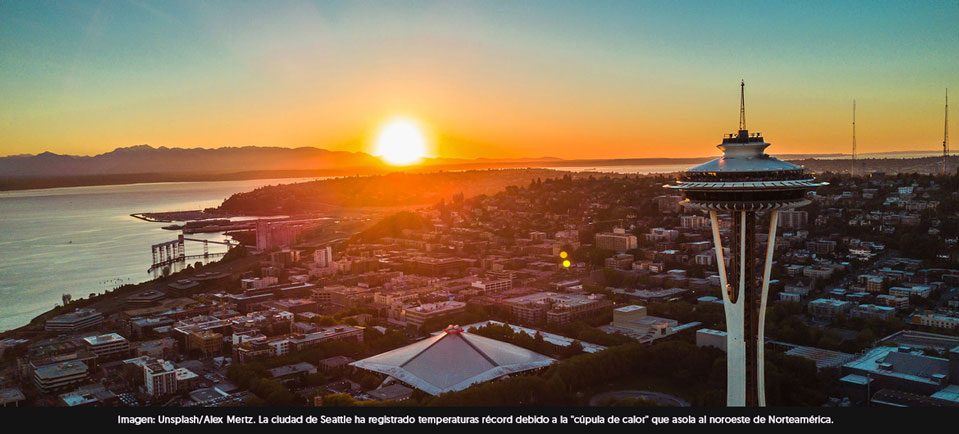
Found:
[944,88,949,175]
[852,100,857,176]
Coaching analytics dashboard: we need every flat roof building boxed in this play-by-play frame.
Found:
[33,360,89,394]
[842,346,955,398]
[781,345,856,370]
[45,308,103,332]
[81,333,130,360]
[58,384,117,407]
[0,388,25,407]
[404,301,467,329]
[368,383,414,401]
[910,312,959,330]
[595,229,638,253]
[144,359,178,397]
[471,277,512,294]
[605,305,678,342]
[268,362,317,384]
[504,292,611,326]
[696,328,728,352]
[808,298,852,319]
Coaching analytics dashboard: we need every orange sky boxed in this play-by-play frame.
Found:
[1,2,955,160]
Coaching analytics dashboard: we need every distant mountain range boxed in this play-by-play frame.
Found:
[0,144,568,177]
[0,145,947,191]
[0,145,390,178]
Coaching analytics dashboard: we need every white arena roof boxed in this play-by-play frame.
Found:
[350,325,555,396]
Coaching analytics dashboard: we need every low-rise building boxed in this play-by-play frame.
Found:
[252,324,365,358]
[268,362,317,384]
[841,346,958,403]
[696,328,727,352]
[470,277,512,294]
[404,301,467,329]
[889,285,933,298]
[45,309,103,332]
[604,253,635,270]
[808,298,853,319]
[779,292,802,302]
[504,292,611,325]
[0,388,26,407]
[910,313,959,330]
[33,360,89,394]
[605,305,678,342]
[81,333,130,360]
[849,304,896,320]
[876,294,910,310]
[368,383,414,401]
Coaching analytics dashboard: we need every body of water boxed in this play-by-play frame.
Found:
[0,163,713,332]
[0,177,319,332]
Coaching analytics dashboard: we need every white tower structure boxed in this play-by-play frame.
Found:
[667,82,826,406]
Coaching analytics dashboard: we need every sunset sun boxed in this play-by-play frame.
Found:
[374,117,428,165]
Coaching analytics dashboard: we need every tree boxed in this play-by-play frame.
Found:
[563,340,585,359]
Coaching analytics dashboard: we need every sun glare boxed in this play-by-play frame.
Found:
[374,117,428,165]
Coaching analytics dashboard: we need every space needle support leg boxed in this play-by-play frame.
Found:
[711,210,745,406]
[757,209,779,407]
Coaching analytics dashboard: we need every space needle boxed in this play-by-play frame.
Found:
[666,82,826,406]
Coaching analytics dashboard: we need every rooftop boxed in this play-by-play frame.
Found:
[0,388,25,405]
[368,383,414,401]
[409,301,466,313]
[319,355,354,368]
[47,308,102,323]
[34,360,88,379]
[59,384,115,407]
[843,346,950,385]
[505,292,604,308]
[782,345,856,369]
[931,385,959,403]
[82,333,126,346]
[267,362,316,378]
[351,326,555,396]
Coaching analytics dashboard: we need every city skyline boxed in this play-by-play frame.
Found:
[2,1,957,160]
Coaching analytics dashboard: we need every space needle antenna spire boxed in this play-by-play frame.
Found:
[852,100,857,176]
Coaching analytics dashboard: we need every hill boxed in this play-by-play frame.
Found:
[216,169,594,215]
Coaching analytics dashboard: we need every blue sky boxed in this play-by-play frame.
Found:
[1,0,956,158]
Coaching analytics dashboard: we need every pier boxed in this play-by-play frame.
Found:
[148,234,238,273]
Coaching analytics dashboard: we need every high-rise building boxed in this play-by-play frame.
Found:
[314,246,333,268]
[667,82,825,406]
